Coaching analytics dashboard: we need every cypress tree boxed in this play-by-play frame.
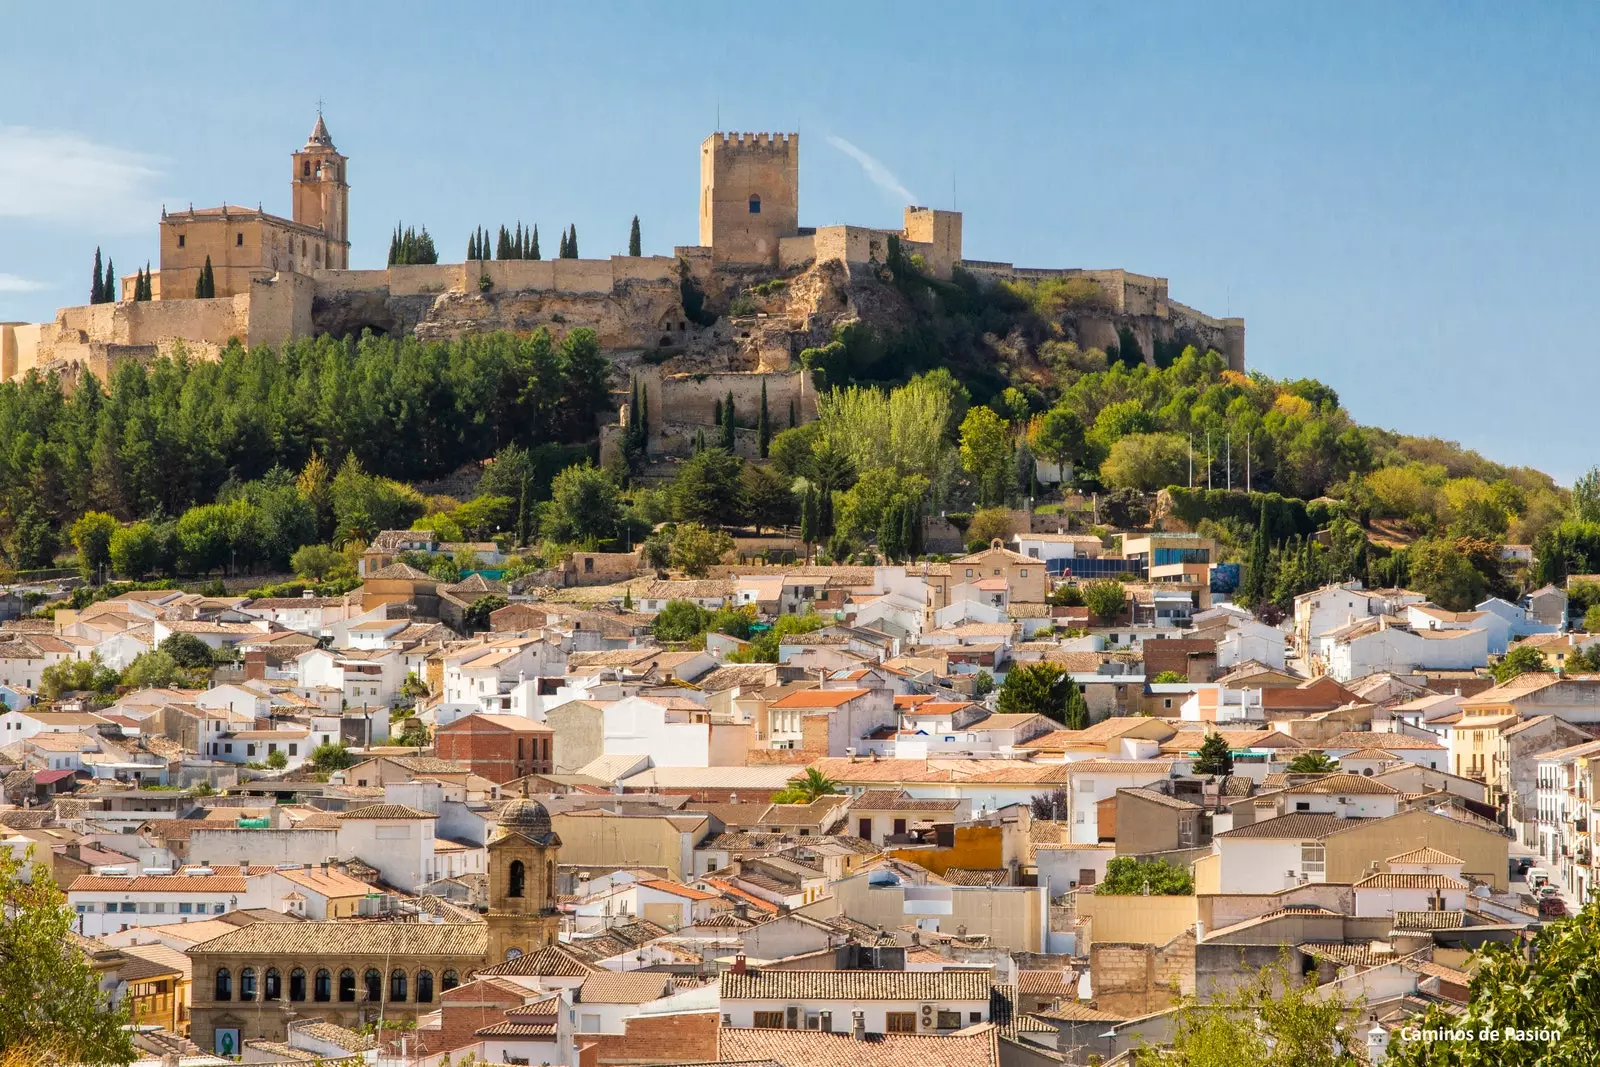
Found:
[567,224,578,258]
[789,399,797,428]
[713,398,722,426]
[800,487,817,550]
[103,258,115,302]
[878,502,904,563]
[628,215,641,257]
[531,225,540,260]
[1241,498,1271,610]
[721,390,736,451]
[204,256,215,298]
[901,498,920,559]
[513,222,524,260]
[496,225,511,260]
[90,247,103,305]
[467,232,476,260]
[639,381,649,445]
[758,380,771,458]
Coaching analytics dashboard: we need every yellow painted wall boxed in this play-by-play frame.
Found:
[1192,852,1220,896]
[1078,891,1197,945]
[888,825,1003,876]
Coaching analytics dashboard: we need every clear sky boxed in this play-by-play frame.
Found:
[2,2,1594,481]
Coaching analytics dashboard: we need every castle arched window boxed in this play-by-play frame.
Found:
[240,967,257,1001]
[749,195,761,214]
[313,968,330,1001]
[303,161,311,178]
[295,968,311,1002]
[508,859,525,898]
[214,968,232,1002]
[337,969,355,1002]
[442,970,460,992]
[390,969,407,1002]
[264,968,281,1001]
[364,969,382,1002]
[416,970,434,1003]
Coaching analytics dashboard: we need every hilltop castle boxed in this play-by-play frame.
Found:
[0,118,1244,457]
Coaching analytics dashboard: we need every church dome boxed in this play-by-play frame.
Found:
[498,797,553,841]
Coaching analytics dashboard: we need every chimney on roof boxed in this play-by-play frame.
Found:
[851,1011,866,1041]
[732,953,747,975]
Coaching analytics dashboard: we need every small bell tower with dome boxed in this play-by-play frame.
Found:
[485,793,562,961]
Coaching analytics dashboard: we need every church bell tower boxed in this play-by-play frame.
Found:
[485,797,562,962]
[291,112,350,269]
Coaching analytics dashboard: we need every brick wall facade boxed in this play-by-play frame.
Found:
[581,1010,721,1065]
[435,718,552,783]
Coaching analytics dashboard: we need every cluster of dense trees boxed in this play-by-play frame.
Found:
[387,223,439,265]
[0,329,609,571]
[469,222,539,261]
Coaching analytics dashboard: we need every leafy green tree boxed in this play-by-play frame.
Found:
[1408,537,1487,611]
[1386,897,1600,1065]
[1099,432,1189,491]
[1098,856,1194,896]
[39,655,119,700]
[70,511,117,583]
[772,768,840,804]
[308,742,354,773]
[463,593,508,633]
[290,543,344,581]
[966,507,1014,546]
[1151,670,1188,684]
[120,650,187,689]
[959,406,1012,507]
[972,670,995,697]
[0,846,135,1064]
[1586,604,1600,633]
[1031,405,1086,474]
[160,633,216,670]
[1286,751,1341,773]
[672,448,744,527]
[628,215,641,256]
[107,520,156,579]
[651,599,711,641]
[1080,578,1128,623]
[997,663,1088,727]
[739,463,792,534]
[709,605,757,640]
[1192,731,1234,776]
[670,523,734,577]
[396,718,430,747]
[264,748,289,770]
[10,504,58,569]
[1139,958,1358,1067]
[544,463,621,544]
[1494,642,1550,683]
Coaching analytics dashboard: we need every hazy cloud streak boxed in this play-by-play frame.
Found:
[0,273,47,293]
[826,134,918,205]
[0,126,163,229]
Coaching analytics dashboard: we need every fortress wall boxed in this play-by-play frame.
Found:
[58,302,125,344]
[611,255,677,284]
[312,268,391,295]
[649,368,815,434]
[247,273,315,347]
[550,259,615,294]
[778,235,815,270]
[482,259,556,292]
[123,293,250,349]
[12,324,43,377]
[386,264,462,296]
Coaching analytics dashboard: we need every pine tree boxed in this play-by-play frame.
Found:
[1193,731,1234,776]
[90,246,103,305]
[531,225,540,260]
[1240,498,1271,609]
[628,215,641,257]
[102,258,115,302]
[758,380,771,458]
[721,390,736,451]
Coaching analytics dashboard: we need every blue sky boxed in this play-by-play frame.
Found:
[2,2,1594,481]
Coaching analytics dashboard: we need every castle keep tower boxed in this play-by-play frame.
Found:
[700,132,799,266]
[485,797,562,961]
[291,114,350,269]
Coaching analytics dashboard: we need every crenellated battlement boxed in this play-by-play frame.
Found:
[709,132,799,153]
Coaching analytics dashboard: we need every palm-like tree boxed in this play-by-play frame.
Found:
[772,768,840,804]
[1287,751,1340,774]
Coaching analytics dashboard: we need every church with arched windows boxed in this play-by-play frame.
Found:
[185,799,562,1055]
